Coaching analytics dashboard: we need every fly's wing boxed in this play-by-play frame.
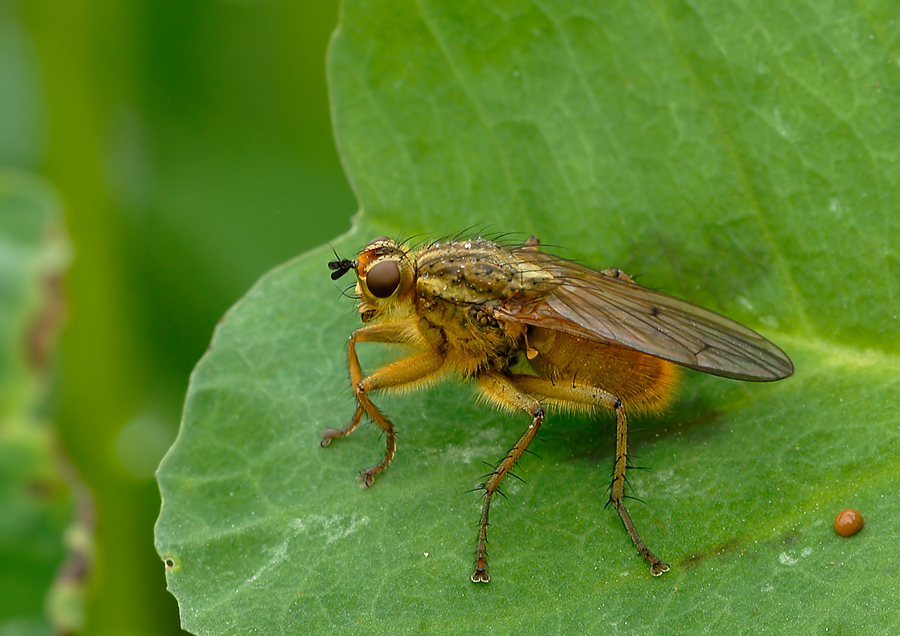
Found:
[495,249,794,381]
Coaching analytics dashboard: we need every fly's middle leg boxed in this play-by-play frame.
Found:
[510,374,669,576]
[471,371,545,583]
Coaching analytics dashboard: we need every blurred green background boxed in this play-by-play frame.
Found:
[2,1,353,634]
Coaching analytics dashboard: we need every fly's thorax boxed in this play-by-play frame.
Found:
[350,237,417,323]
[414,238,553,305]
[412,292,527,376]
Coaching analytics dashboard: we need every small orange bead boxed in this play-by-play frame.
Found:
[834,509,864,537]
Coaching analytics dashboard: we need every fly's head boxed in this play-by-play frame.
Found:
[329,237,415,323]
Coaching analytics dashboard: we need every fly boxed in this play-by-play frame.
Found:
[324,235,793,582]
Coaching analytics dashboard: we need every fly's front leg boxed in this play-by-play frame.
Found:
[351,350,445,486]
[511,374,669,576]
[321,321,411,448]
[471,371,545,583]
[321,321,445,487]
[320,404,364,447]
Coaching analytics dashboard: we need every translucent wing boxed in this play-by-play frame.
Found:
[495,248,794,381]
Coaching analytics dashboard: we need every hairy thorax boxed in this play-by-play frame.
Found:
[415,294,525,377]
[411,238,550,377]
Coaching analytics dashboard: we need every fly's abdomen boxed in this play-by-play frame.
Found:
[528,327,680,414]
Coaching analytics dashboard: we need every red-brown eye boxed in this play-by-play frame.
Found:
[366,261,401,298]
[834,509,864,537]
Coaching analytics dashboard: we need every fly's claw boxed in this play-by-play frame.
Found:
[650,559,670,576]
[320,428,339,447]
[358,468,378,488]
[471,558,490,583]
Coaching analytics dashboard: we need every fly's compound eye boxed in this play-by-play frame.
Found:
[366,260,401,298]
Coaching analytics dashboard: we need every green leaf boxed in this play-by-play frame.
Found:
[0,170,81,635]
[0,170,68,415]
[157,1,900,634]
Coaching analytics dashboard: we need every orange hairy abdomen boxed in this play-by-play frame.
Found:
[527,329,680,414]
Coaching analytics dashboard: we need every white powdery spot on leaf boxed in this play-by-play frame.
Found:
[778,552,798,566]
[290,513,370,544]
[245,515,372,587]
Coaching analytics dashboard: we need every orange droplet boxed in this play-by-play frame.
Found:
[834,509,864,537]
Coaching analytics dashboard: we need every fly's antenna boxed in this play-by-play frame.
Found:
[328,246,356,281]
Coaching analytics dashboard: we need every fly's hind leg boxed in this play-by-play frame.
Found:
[322,321,445,487]
[511,374,669,576]
[471,371,545,583]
